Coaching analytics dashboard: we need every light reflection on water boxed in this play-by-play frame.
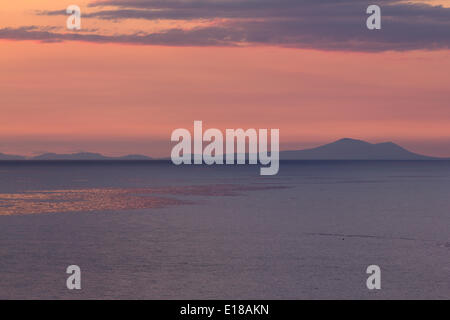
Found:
[0,184,288,215]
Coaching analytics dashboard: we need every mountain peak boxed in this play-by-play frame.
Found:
[281,138,437,160]
[333,138,371,145]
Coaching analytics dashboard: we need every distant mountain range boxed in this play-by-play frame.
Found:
[0,138,446,161]
[0,153,27,160]
[280,138,441,160]
[0,152,152,161]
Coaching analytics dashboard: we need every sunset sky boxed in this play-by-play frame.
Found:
[1,0,449,157]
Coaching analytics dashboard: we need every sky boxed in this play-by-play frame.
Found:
[0,0,449,157]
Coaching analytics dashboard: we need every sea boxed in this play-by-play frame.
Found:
[0,160,449,299]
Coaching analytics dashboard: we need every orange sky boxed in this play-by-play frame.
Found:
[1,1,450,157]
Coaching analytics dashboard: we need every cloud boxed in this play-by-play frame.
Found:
[5,0,450,51]
[0,25,242,47]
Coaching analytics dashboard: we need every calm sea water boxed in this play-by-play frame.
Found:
[0,161,449,299]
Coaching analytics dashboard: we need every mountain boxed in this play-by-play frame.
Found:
[0,139,442,161]
[280,138,439,160]
[114,154,153,160]
[0,153,27,160]
[32,152,108,160]
[30,152,152,160]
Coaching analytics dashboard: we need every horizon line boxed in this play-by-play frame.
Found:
[1,138,449,160]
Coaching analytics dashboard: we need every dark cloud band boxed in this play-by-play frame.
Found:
[5,0,450,51]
